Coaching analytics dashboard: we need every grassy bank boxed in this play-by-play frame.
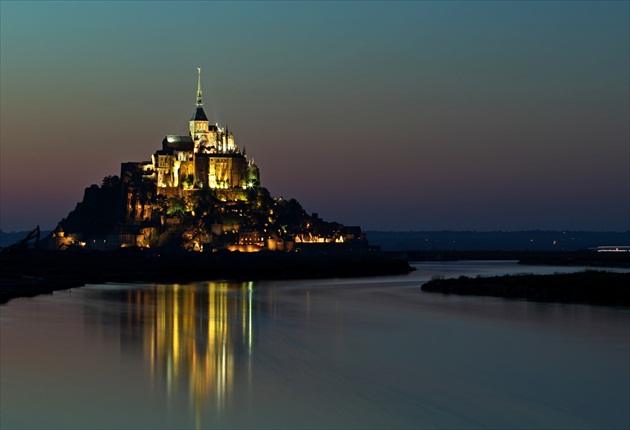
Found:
[421,271,630,306]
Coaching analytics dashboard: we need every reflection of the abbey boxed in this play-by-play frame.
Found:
[123,282,256,416]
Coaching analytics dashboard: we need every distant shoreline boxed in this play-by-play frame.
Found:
[0,249,413,304]
[403,249,630,269]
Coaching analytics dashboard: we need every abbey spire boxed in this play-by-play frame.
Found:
[196,67,203,107]
[190,67,209,141]
[191,67,208,121]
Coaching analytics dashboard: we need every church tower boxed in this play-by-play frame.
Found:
[190,68,211,151]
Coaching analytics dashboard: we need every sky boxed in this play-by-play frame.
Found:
[1,1,628,232]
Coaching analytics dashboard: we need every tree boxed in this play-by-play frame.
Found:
[101,175,120,189]
[166,197,187,217]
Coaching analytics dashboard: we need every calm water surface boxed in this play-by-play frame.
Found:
[1,262,629,429]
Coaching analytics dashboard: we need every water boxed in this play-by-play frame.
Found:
[1,262,629,429]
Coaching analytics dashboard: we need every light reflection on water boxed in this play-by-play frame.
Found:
[133,282,255,423]
[1,262,629,429]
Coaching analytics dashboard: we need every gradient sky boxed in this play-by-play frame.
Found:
[1,1,628,232]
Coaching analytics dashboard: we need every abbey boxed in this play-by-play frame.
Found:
[122,69,260,224]
[46,69,367,252]
[156,69,259,191]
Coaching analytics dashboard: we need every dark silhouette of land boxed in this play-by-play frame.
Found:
[421,271,630,307]
[3,226,628,305]
[0,249,412,304]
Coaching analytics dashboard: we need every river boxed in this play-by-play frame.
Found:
[1,261,628,429]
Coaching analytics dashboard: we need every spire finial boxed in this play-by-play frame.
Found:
[196,67,203,107]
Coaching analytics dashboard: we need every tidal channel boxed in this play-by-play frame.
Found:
[1,261,628,429]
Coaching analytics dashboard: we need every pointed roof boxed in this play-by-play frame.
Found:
[191,106,208,121]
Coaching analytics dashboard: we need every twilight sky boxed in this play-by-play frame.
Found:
[1,1,628,232]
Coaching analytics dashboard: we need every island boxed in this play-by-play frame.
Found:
[1,69,417,304]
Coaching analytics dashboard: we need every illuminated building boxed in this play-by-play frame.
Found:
[122,68,260,224]
[48,68,368,251]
